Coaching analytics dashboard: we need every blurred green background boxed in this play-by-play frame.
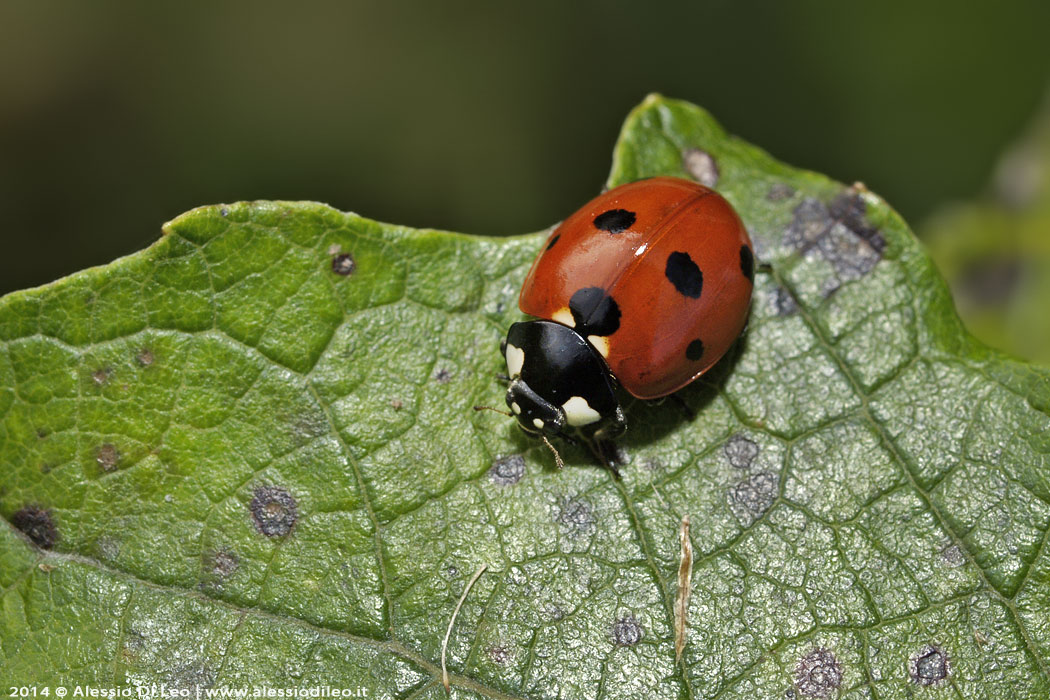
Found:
[2,1,1049,363]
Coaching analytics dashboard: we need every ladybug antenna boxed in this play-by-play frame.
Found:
[540,435,565,471]
[473,404,513,417]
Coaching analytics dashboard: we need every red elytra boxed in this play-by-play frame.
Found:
[519,176,754,400]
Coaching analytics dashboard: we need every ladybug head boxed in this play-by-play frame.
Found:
[500,320,620,438]
[505,376,567,437]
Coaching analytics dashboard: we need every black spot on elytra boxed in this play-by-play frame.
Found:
[12,506,58,549]
[136,348,154,367]
[569,287,621,336]
[740,245,755,282]
[249,486,298,537]
[665,251,704,299]
[911,645,950,686]
[795,648,843,698]
[331,252,356,276]
[686,339,704,362]
[490,454,526,486]
[612,614,644,646]
[784,191,884,294]
[546,233,560,251]
[593,209,636,234]
[96,444,120,472]
[682,148,719,187]
[729,472,777,524]
[724,434,759,470]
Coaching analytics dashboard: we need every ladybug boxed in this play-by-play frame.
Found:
[500,176,754,473]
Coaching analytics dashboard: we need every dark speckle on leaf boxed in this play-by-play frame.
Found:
[219,207,229,217]
[767,183,796,201]
[556,495,594,535]
[92,368,112,386]
[331,252,356,276]
[795,647,843,698]
[784,192,884,293]
[490,454,526,485]
[96,444,120,471]
[433,368,452,384]
[250,486,298,537]
[770,285,799,316]
[724,434,759,469]
[208,548,239,578]
[12,505,58,549]
[612,614,644,646]
[136,348,154,367]
[911,645,950,686]
[487,645,512,664]
[730,472,777,524]
[682,147,719,187]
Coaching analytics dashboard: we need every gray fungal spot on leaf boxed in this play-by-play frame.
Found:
[208,548,239,578]
[433,367,452,384]
[682,147,719,187]
[770,285,799,316]
[12,505,58,549]
[911,645,950,686]
[783,191,884,293]
[555,495,594,535]
[166,661,215,692]
[331,252,356,276]
[92,367,112,386]
[940,543,965,568]
[730,471,777,523]
[489,454,526,486]
[487,645,512,664]
[250,486,298,537]
[767,183,796,201]
[96,443,120,471]
[724,434,759,470]
[612,614,644,646]
[136,348,154,367]
[219,206,229,217]
[794,647,843,698]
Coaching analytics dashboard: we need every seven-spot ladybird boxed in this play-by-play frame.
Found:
[500,176,754,473]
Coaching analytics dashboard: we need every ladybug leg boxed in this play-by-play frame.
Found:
[580,406,626,477]
[757,261,773,274]
[645,395,695,421]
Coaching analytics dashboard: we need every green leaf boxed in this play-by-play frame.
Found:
[3,94,1050,698]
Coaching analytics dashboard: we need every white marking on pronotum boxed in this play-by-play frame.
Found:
[675,515,693,663]
[552,307,574,327]
[587,335,610,359]
[562,396,601,426]
[442,563,488,692]
[505,343,525,377]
